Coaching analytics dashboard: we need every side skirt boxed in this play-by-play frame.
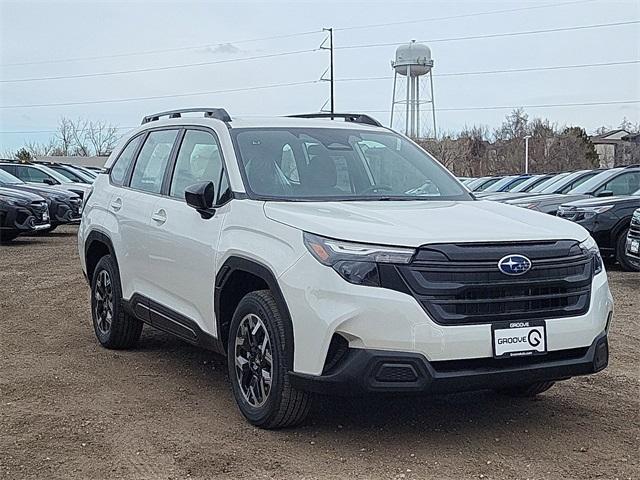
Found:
[123,293,225,355]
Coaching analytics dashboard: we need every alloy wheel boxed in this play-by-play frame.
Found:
[234,313,273,407]
[94,269,113,334]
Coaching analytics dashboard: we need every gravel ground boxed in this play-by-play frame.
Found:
[1,225,638,480]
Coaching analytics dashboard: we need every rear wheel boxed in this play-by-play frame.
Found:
[616,228,640,271]
[496,381,555,397]
[91,255,143,349]
[227,290,311,429]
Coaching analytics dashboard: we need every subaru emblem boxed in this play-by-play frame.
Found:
[498,254,532,275]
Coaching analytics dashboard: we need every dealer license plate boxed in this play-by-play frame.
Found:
[492,321,546,358]
[629,239,639,254]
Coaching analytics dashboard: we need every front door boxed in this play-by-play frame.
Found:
[146,128,229,337]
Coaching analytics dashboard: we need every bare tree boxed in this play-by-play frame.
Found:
[85,120,119,156]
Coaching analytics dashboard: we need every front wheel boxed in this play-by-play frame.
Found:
[496,381,555,397]
[227,290,311,429]
[616,228,640,272]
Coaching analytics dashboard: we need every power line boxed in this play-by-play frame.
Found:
[1,30,323,68]
[336,20,640,51]
[2,100,638,135]
[0,79,320,109]
[335,59,640,82]
[335,0,596,32]
[356,100,640,113]
[0,48,319,84]
[0,1,592,68]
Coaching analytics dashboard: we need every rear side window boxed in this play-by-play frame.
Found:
[110,135,143,186]
[169,130,223,199]
[130,130,178,194]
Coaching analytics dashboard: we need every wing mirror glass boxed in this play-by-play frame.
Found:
[185,181,216,219]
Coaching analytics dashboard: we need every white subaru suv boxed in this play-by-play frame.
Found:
[79,108,613,428]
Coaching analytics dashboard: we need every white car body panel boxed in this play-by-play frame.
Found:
[78,114,613,390]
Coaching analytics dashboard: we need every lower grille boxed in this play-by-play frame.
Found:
[629,215,640,240]
[394,241,593,326]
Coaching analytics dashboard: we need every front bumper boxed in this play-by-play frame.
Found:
[279,252,614,376]
[289,332,609,395]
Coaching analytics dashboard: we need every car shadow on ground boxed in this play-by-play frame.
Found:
[130,328,600,438]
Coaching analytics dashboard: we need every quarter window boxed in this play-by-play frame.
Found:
[111,135,143,186]
[169,130,223,199]
[130,130,179,194]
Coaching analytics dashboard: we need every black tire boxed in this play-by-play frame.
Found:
[496,381,555,397]
[91,255,143,349]
[227,290,311,429]
[616,228,640,272]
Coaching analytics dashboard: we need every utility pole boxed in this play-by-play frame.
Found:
[321,28,334,119]
[524,135,532,174]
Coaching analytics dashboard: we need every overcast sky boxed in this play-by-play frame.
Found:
[0,0,638,152]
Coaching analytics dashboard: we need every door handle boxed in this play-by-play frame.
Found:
[151,209,167,225]
[110,198,122,211]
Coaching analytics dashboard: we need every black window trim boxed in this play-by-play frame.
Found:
[109,124,233,207]
[163,125,232,207]
[123,127,182,197]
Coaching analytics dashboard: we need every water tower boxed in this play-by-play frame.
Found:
[390,41,436,139]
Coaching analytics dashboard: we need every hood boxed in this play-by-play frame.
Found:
[476,192,533,202]
[560,195,640,208]
[0,186,45,204]
[508,193,590,206]
[263,200,590,247]
[4,183,77,201]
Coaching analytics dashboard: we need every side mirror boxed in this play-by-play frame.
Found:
[185,181,215,219]
[43,178,56,185]
[596,190,613,198]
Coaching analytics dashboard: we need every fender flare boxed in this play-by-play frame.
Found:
[84,230,119,282]
[215,256,294,363]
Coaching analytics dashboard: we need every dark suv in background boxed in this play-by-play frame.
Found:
[0,188,50,242]
[0,168,82,232]
[558,189,640,270]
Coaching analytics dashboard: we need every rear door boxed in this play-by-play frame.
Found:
[115,128,180,300]
[146,127,229,336]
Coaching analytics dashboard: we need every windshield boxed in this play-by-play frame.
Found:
[510,175,546,192]
[530,173,569,193]
[38,164,76,184]
[483,176,520,192]
[232,128,471,201]
[569,168,623,194]
[0,168,24,185]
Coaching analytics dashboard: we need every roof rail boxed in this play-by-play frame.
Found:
[0,158,32,164]
[142,108,231,125]
[623,163,640,168]
[288,113,383,127]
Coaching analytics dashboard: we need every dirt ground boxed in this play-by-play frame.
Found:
[0,225,638,480]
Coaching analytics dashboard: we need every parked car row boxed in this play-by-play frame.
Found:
[460,165,640,271]
[0,160,98,242]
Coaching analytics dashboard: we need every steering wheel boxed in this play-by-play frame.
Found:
[360,184,394,194]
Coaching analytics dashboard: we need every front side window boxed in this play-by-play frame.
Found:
[23,166,54,183]
[110,135,143,186]
[595,171,640,196]
[130,130,178,194]
[169,130,223,199]
[232,128,470,201]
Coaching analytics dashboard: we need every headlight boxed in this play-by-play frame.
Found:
[303,232,415,286]
[580,236,603,275]
[518,203,540,210]
[574,205,613,220]
[0,195,19,206]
